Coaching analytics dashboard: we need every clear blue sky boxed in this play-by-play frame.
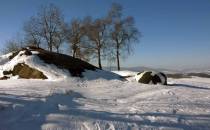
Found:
[0,0,210,69]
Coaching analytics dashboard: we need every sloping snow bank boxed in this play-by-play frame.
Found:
[112,70,139,82]
[83,69,123,80]
[0,51,70,80]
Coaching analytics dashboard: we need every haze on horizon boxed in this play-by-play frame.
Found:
[0,0,209,70]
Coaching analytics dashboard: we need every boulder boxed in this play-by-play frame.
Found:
[0,76,9,80]
[3,63,47,79]
[135,71,167,85]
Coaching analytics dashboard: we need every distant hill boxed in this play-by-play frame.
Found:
[105,66,179,73]
[107,66,210,79]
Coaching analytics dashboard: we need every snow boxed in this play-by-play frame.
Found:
[83,69,122,80]
[0,70,210,129]
[0,51,122,81]
[176,77,210,84]
[0,51,210,130]
[112,70,138,82]
[112,70,138,77]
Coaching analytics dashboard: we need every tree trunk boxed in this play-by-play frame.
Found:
[116,45,120,71]
[50,46,52,52]
[49,42,52,52]
[98,49,102,69]
[56,47,59,53]
[49,33,53,52]
[73,50,76,58]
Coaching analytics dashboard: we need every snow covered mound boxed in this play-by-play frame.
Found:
[0,47,122,80]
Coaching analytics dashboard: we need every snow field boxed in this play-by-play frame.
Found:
[0,76,210,129]
[0,51,210,130]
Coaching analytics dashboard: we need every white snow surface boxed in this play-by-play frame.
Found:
[0,70,210,130]
[112,70,138,82]
[112,70,138,77]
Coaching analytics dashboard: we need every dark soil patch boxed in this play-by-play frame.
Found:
[3,63,47,79]
[20,49,32,56]
[3,71,12,75]
[0,76,9,80]
[33,48,97,77]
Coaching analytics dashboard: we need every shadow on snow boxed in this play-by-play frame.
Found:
[0,91,210,130]
[169,83,210,90]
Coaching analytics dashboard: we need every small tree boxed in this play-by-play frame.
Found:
[23,4,65,52]
[39,4,65,52]
[23,16,42,48]
[2,39,23,54]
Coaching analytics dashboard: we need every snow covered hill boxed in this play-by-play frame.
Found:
[0,47,122,81]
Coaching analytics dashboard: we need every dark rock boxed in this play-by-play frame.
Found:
[4,63,47,79]
[0,76,9,80]
[135,71,167,85]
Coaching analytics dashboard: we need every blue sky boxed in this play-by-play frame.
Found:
[0,0,210,69]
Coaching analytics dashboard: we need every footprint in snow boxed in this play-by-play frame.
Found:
[172,109,179,114]
[94,122,101,130]
[128,123,138,130]
[105,123,115,130]
[82,122,91,130]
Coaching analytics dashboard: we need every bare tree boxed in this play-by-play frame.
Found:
[109,3,140,70]
[53,30,65,53]
[83,17,111,69]
[38,4,65,52]
[2,39,23,54]
[23,4,65,52]
[66,18,85,58]
[23,16,42,48]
